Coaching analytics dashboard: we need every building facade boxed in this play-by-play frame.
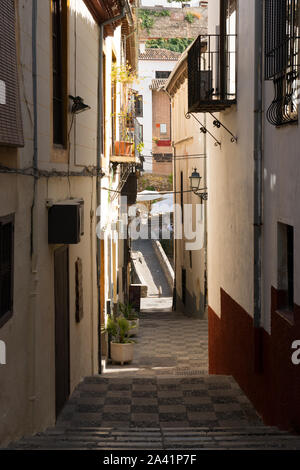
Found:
[166,47,207,317]
[190,0,300,430]
[0,0,138,447]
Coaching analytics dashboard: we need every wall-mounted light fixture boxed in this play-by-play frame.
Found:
[189,168,208,201]
[69,95,91,114]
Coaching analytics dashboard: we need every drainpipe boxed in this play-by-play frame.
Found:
[97,8,127,373]
[253,0,264,373]
[29,0,38,434]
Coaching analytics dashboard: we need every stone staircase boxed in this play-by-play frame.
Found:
[9,425,300,450]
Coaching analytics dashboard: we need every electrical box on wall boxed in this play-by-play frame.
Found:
[48,199,84,245]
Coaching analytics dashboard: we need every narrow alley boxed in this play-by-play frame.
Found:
[2,0,300,456]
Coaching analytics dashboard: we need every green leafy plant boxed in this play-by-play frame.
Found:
[106,315,135,344]
[136,142,144,154]
[185,13,195,24]
[118,302,139,321]
[146,38,194,53]
[139,9,171,33]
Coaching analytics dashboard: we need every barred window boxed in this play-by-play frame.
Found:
[265,0,300,125]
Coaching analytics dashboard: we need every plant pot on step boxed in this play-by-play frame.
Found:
[114,141,133,156]
[110,341,134,365]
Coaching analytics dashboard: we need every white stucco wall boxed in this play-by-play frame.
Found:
[262,84,300,331]
[207,0,255,319]
[0,0,102,446]
[171,78,207,315]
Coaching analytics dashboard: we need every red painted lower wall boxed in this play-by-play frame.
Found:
[209,288,300,431]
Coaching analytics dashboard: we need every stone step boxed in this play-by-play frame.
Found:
[9,426,300,450]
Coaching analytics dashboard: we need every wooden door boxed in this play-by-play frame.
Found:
[54,246,70,418]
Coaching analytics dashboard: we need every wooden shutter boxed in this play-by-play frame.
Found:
[0,0,24,147]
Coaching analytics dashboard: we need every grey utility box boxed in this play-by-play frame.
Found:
[48,199,84,245]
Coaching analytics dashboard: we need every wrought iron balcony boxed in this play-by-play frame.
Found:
[188,34,237,113]
[111,114,143,165]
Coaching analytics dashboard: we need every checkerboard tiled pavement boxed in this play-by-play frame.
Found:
[8,309,300,449]
[105,310,209,375]
[8,239,300,449]
[55,310,261,429]
[57,375,261,429]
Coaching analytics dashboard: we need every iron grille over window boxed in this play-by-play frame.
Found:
[188,34,237,113]
[265,0,300,126]
[0,215,14,328]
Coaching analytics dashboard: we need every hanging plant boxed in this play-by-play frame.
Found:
[111,63,137,85]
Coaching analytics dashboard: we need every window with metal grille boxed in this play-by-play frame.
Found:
[135,95,143,117]
[0,215,14,328]
[52,0,67,145]
[265,0,300,125]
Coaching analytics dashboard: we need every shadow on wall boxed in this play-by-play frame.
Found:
[176,288,206,318]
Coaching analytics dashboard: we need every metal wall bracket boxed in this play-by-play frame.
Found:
[185,113,221,147]
[209,112,238,143]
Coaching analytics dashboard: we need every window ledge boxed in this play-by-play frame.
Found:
[275,309,294,326]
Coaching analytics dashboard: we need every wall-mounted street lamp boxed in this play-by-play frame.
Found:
[189,168,208,201]
[69,95,91,114]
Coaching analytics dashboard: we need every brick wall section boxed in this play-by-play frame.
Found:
[139,6,207,40]
[152,90,171,143]
[209,288,300,432]
[152,90,173,176]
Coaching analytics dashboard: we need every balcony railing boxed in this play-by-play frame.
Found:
[188,34,237,113]
[111,115,143,164]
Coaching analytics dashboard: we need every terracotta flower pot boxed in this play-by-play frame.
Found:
[114,141,133,156]
[110,341,134,365]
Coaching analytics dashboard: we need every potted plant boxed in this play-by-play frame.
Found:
[106,315,135,365]
[118,302,139,336]
[114,140,133,156]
